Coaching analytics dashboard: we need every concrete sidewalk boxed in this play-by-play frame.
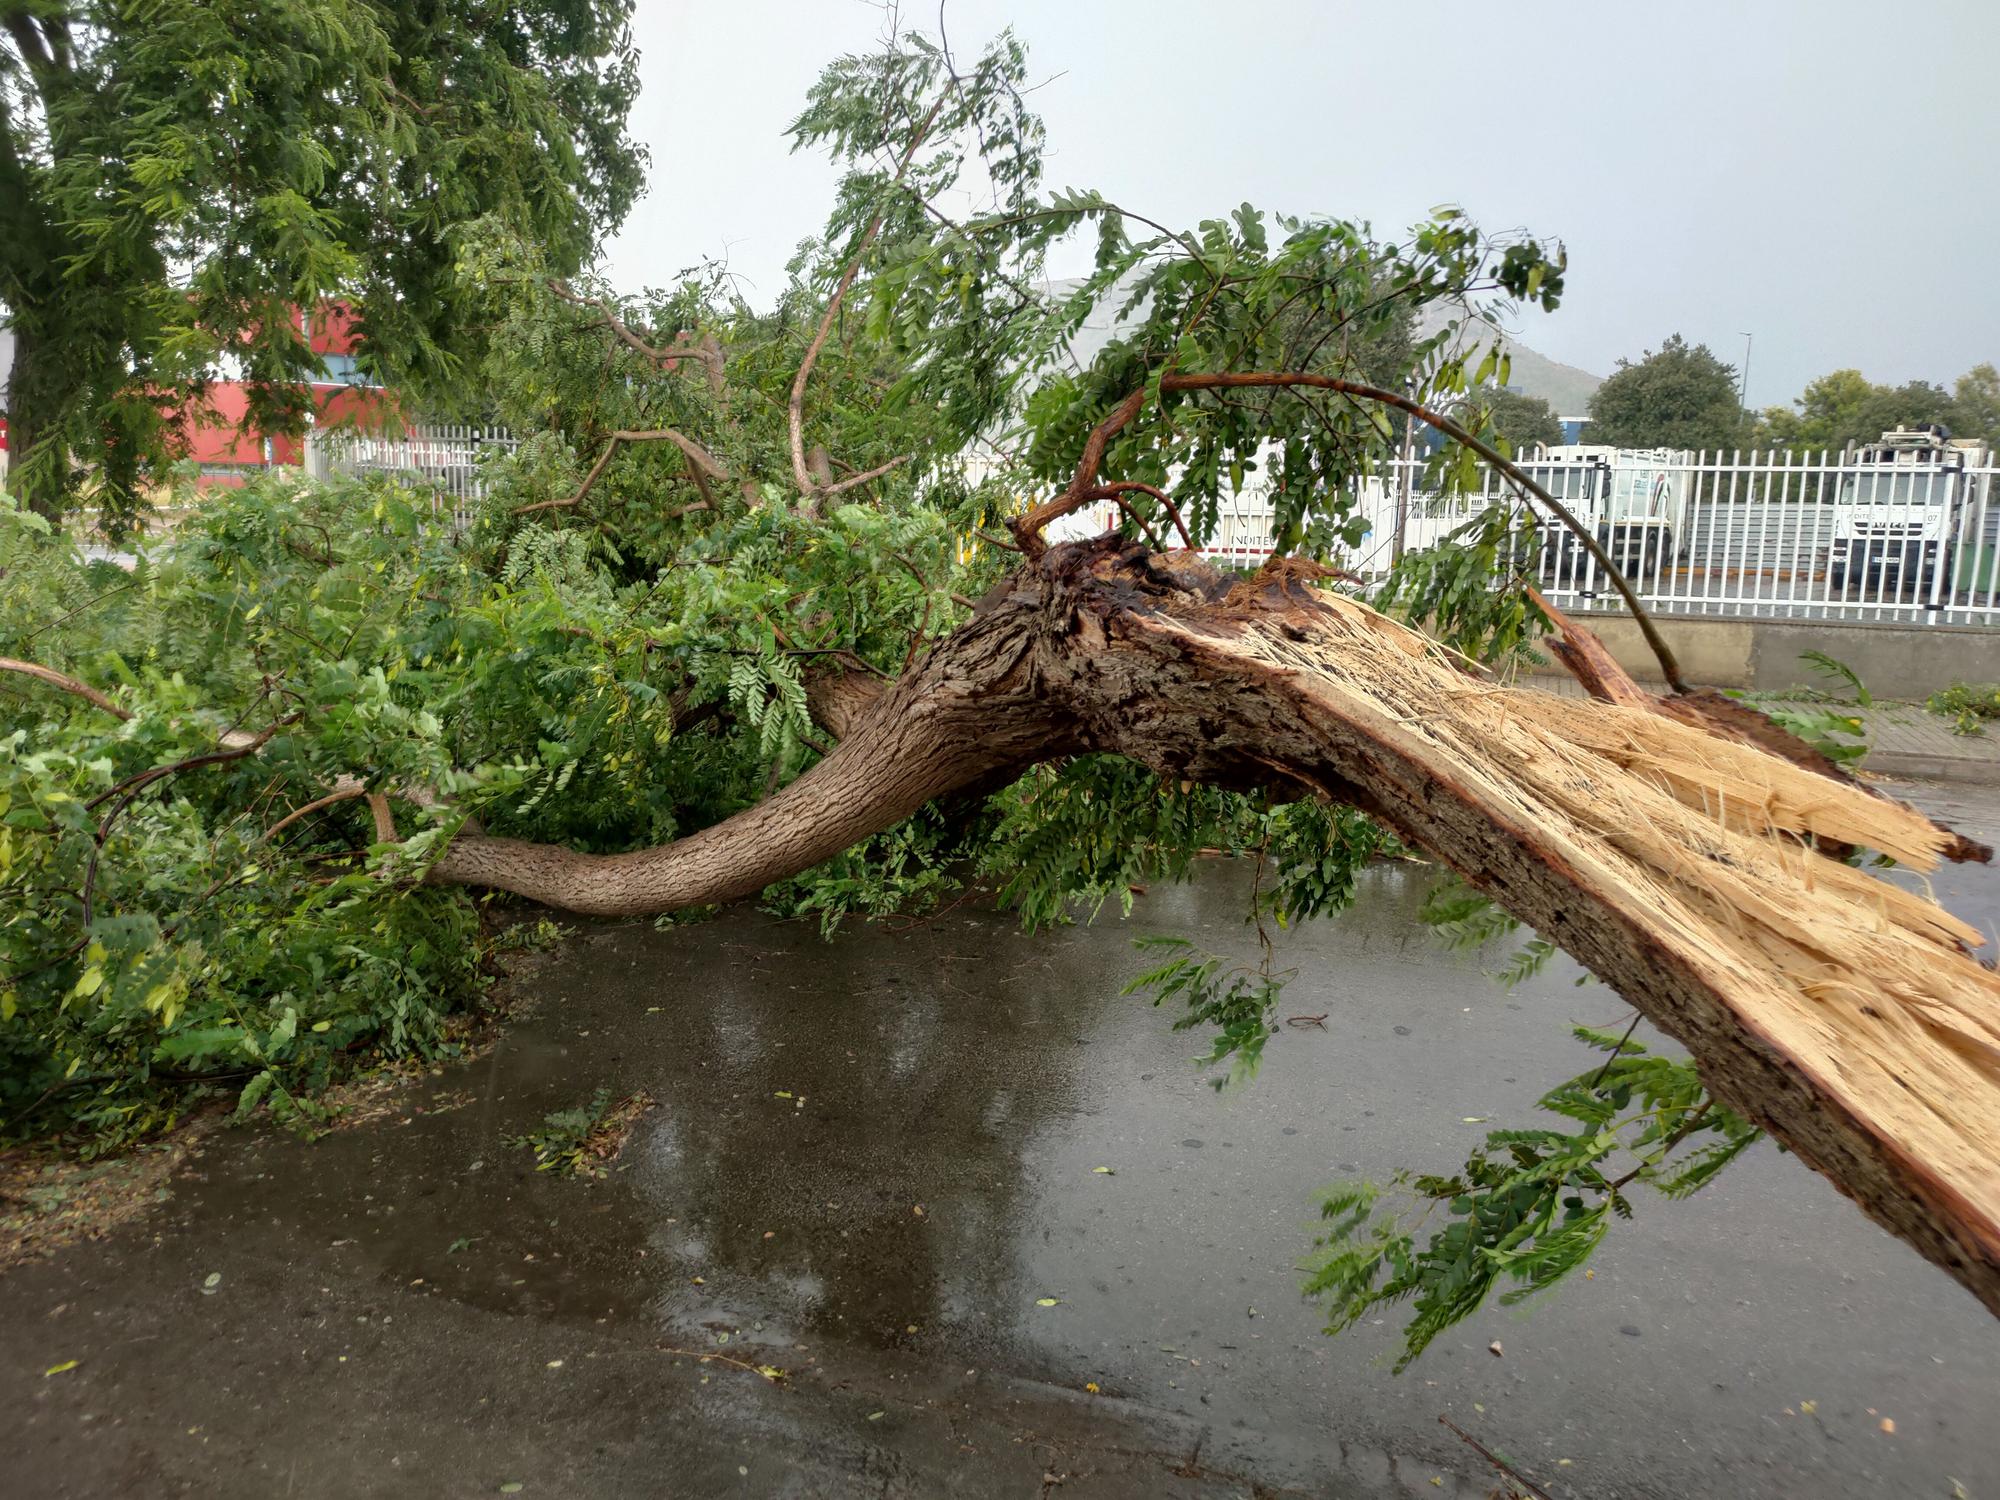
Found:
[1794,698,2000,783]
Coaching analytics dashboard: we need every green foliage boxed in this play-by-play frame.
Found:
[1800,649,1873,707]
[1927,682,2000,737]
[1,1,644,524]
[1373,504,1553,667]
[508,1088,614,1176]
[1419,876,1565,990]
[1722,652,1874,768]
[1257,799,1402,926]
[1758,363,2000,453]
[1458,384,1562,452]
[1303,1025,1761,1369]
[760,809,967,938]
[1121,936,1286,1089]
[1586,334,1748,453]
[0,481,493,1146]
[980,758,1254,929]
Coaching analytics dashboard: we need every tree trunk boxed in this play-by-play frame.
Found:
[2,320,67,523]
[428,537,2000,1320]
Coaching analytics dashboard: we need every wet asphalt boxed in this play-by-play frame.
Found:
[2,783,1997,1499]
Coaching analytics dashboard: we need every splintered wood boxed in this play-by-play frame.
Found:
[1127,576,2000,1311]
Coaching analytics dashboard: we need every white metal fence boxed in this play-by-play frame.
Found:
[309,422,517,526]
[308,431,2000,629]
[1185,448,2000,628]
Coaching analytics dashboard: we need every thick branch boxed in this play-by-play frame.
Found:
[821,454,912,497]
[426,595,1067,914]
[0,656,133,719]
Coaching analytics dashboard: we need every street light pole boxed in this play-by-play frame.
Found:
[1738,332,1754,409]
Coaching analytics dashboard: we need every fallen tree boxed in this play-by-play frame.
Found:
[3,20,1996,1362]
[418,529,2000,1319]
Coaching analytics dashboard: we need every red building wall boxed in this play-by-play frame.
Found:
[178,303,400,488]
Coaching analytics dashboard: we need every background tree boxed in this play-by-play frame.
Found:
[1756,367,1875,450]
[1949,363,2000,448]
[0,1,644,527]
[1459,383,1562,452]
[1585,334,1747,451]
[1756,363,2000,452]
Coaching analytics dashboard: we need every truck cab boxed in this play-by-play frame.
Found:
[1519,444,1690,587]
[1825,426,1974,597]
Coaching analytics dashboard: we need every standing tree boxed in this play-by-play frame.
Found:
[1459,383,1562,452]
[1758,365,1996,453]
[1757,367,1876,450]
[0,1,644,526]
[1586,334,1747,451]
[2,24,1996,1365]
[1949,363,2000,449]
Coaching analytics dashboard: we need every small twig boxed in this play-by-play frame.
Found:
[1587,1011,1647,1091]
[1610,1099,1716,1191]
[513,429,728,517]
[1078,481,1195,550]
[819,454,912,497]
[85,716,297,813]
[261,785,368,841]
[1438,1417,1559,1500]
[652,1345,788,1384]
[789,96,946,499]
[1102,494,1169,553]
[547,280,725,387]
[20,578,141,644]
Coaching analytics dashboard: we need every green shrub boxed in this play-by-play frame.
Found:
[1927,682,2000,736]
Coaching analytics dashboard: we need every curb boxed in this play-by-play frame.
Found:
[1863,751,2000,786]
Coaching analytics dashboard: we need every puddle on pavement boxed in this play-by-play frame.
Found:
[117,786,2000,1497]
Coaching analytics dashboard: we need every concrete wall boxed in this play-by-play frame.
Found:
[1531,613,2000,697]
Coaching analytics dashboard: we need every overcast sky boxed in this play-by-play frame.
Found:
[602,0,2000,412]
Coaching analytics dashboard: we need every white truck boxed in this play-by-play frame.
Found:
[1825,425,1985,597]
[1515,444,1692,586]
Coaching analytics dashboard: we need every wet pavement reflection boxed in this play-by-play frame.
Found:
[3,786,1998,1498]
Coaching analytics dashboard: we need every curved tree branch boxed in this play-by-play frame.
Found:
[547,279,727,392]
[1077,481,1194,550]
[1013,371,1689,693]
[1,656,133,720]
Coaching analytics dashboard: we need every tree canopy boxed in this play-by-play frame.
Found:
[3,22,1995,1367]
[1584,334,1747,452]
[1757,363,2000,452]
[0,0,645,526]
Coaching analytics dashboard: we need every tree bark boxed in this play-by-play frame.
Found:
[425,537,2000,1321]
[428,595,1070,913]
[2,319,68,523]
